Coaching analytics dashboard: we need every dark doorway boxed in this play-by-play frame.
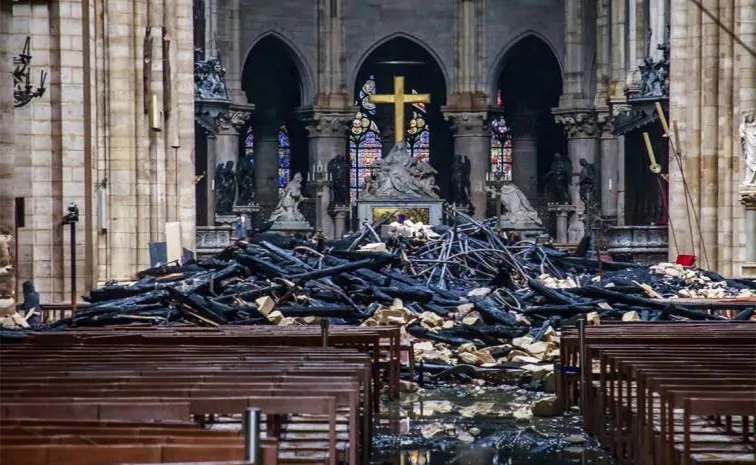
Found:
[241,36,307,211]
[353,37,452,200]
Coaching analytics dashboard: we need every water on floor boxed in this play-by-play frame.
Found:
[371,384,615,465]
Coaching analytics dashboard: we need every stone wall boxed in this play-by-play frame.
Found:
[668,0,753,276]
[6,0,196,303]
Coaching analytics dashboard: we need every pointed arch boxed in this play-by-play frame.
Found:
[488,30,564,105]
[242,30,315,105]
[350,32,450,100]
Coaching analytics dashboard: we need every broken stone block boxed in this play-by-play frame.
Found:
[513,406,533,423]
[267,310,284,324]
[622,310,641,321]
[255,296,275,316]
[587,311,600,326]
[467,287,491,298]
[520,363,553,381]
[461,311,480,326]
[543,372,556,393]
[532,396,560,417]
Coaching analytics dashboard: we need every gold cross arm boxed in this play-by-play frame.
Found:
[369,76,431,144]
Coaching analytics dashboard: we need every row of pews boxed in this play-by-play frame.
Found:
[0,325,402,465]
[560,321,756,465]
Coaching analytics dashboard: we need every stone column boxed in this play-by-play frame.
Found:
[0,0,14,309]
[0,0,13,234]
[205,133,218,225]
[446,112,490,218]
[598,113,619,220]
[214,107,252,222]
[303,111,351,238]
[254,111,283,211]
[510,109,538,201]
[331,205,350,239]
[554,110,600,243]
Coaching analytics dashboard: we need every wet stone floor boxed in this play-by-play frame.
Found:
[371,385,616,465]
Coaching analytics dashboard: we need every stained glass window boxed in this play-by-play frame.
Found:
[278,126,291,195]
[490,116,513,181]
[406,97,430,164]
[245,126,255,157]
[349,76,382,203]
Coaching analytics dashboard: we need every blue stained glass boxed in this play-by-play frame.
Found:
[490,116,513,181]
[277,126,291,195]
[350,76,382,203]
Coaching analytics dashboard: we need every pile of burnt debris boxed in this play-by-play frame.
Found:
[3,212,755,383]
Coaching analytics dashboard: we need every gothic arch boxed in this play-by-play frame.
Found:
[242,30,315,105]
[350,32,450,100]
[488,30,564,105]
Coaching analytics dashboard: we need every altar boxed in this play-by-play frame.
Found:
[355,75,443,231]
[357,199,444,227]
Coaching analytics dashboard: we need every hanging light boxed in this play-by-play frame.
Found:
[13,36,47,108]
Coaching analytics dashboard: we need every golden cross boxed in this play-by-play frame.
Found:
[369,76,431,144]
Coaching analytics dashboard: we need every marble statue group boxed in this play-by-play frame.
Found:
[741,111,756,187]
[362,141,440,200]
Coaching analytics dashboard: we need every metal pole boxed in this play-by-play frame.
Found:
[70,222,76,308]
[578,318,587,418]
[320,318,329,347]
[243,407,261,464]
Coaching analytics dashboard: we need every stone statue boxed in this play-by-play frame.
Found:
[194,54,229,101]
[236,155,255,206]
[740,111,756,187]
[269,172,307,223]
[544,152,572,204]
[215,161,236,215]
[578,158,597,206]
[327,154,349,206]
[488,182,543,227]
[362,141,440,199]
[450,154,472,208]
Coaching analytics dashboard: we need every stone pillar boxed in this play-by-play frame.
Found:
[331,205,350,239]
[0,0,13,235]
[553,110,600,243]
[598,113,619,220]
[303,111,351,238]
[0,0,14,309]
[510,110,538,201]
[446,112,490,218]
[205,133,218,225]
[254,112,282,211]
[214,107,251,221]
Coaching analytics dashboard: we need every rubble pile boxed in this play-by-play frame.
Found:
[3,213,754,381]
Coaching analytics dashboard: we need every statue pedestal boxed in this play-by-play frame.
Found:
[548,204,576,244]
[269,221,314,236]
[497,218,544,242]
[605,225,668,265]
[740,188,756,277]
[357,199,444,228]
[329,204,350,239]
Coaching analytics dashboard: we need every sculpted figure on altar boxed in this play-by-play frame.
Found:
[269,172,308,223]
[362,141,440,200]
[488,181,543,227]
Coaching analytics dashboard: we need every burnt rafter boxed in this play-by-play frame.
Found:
[13,36,47,108]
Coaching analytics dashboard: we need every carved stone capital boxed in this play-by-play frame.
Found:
[216,109,252,134]
[740,188,756,209]
[302,112,352,138]
[444,111,489,137]
[596,111,615,138]
[553,109,600,139]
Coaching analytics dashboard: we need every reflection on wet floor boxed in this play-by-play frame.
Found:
[371,385,616,465]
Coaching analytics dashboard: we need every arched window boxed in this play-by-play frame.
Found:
[406,97,430,164]
[490,116,513,181]
[277,126,291,195]
[349,76,382,203]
